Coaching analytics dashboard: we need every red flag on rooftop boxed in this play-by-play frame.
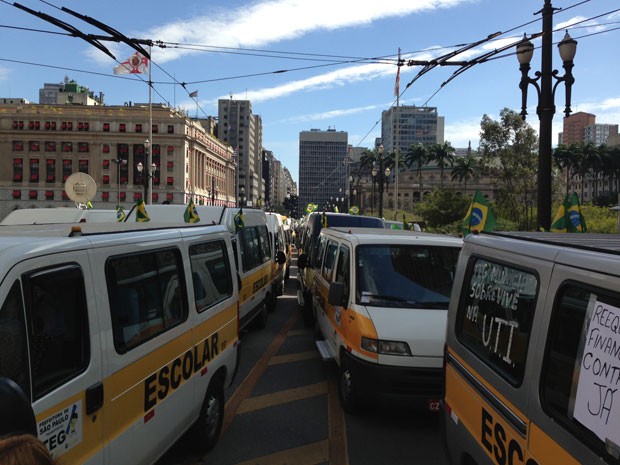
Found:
[113,52,149,75]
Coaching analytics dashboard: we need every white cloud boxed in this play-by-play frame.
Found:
[281,103,384,123]
[445,118,482,149]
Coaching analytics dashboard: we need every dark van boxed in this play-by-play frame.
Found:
[296,212,384,325]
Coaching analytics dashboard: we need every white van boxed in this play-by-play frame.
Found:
[310,227,462,413]
[124,205,277,330]
[0,222,239,464]
[444,231,620,465]
[1,207,118,225]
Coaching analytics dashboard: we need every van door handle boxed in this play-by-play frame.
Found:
[86,382,104,415]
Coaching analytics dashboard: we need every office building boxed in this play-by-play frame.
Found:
[381,106,445,155]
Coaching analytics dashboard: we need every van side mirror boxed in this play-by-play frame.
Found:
[275,251,286,264]
[0,377,36,437]
[328,282,347,307]
[298,254,308,270]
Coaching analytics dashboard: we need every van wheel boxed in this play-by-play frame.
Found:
[191,379,224,452]
[254,302,268,329]
[338,359,359,414]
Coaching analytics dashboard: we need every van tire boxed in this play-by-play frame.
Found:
[191,378,224,452]
[338,358,359,414]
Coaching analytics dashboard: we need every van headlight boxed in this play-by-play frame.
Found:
[361,337,412,356]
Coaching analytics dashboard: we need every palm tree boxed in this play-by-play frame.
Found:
[405,143,427,201]
[428,142,456,187]
[450,156,479,194]
[553,144,579,196]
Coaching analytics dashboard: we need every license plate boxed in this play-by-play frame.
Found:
[428,399,440,412]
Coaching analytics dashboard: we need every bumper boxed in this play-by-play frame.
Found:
[343,351,444,404]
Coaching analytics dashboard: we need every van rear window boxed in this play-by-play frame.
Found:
[456,257,538,386]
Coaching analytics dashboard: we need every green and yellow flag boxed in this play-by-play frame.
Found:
[234,207,244,232]
[462,190,496,236]
[333,205,339,213]
[348,206,359,215]
[403,214,410,230]
[321,211,328,228]
[551,193,587,233]
[135,199,150,222]
[305,203,318,214]
[184,197,200,223]
[115,205,126,222]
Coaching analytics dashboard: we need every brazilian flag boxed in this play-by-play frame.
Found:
[184,197,200,224]
[305,203,318,214]
[135,199,150,222]
[462,190,496,236]
[115,205,126,222]
[551,193,587,233]
[403,214,410,230]
[234,207,244,232]
[348,206,359,215]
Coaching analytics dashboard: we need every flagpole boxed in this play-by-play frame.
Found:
[148,44,153,205]
[394,48,401,221]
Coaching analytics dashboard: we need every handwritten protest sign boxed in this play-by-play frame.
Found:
[573,299,620,450]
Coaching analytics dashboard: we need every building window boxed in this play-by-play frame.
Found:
[135,123,142,133]
[133,192,142,201]
[166,193,173,202]
[45,141,56,152]
[77,122,89,131]
[13,141,24,151]
[46,159,55,183]
[77,142,89,153]
[152,124,159,134]
[12,190,21,199]
[61,121,73,131]
[62,160,72,182]
[167,161,174,171]
[45,191,54,200]
[152,192,158,202]
[167,146,174,156]
[29,159,40,183]
[13,158,23,182]
[102,191,110,201]
[13,121,24,130]
[167,177,174,186]
[78,160,88,174]
[167,125,174,134]
[119,123,126,133]
[62,142,73,152]
[102,159,110,169]
[119,192,126,201]
[103,123,110,132]
[28,121,41,130]
[28,190,37,200]
[102,144,110,153]
[102,175,110,185]
[29,141,40,152]
[44,121,57,130]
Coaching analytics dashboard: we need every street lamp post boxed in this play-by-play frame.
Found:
[136,160,156,203]
[516,0,577,231]
[211,176,216,205]
[112,157,127,206]
[384,167,391,214]
[239,186,245,207]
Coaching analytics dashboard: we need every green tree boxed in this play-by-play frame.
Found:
[405,143,428,202]
[479,108,538,230]
[415,188,469,228]
[451,156,480,194]
[428,141,456,187]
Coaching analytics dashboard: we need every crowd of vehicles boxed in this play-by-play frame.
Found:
[2,203,616,465]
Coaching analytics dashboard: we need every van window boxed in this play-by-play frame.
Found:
[322,241,338,282]
[240,228,261,272]
[24,265,90,399]
[0,281,29,395]
[190,240,233,312]
[315,235,328,269]
[356,244,460,309]
[257,226,271,263]
[541,284,620,463]
[334,246,350,304]
[107,248,187,353]
[455,257,538,386]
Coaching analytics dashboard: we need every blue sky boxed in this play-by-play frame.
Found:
[1,0,619,184]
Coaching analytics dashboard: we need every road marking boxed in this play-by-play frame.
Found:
[222,310,298,433]
[328,376,349,465]
[287,328,310,337]
[234,440,328,465]
[237,381,327,414]
[268,350,318,365]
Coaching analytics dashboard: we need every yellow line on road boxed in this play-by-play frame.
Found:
[287,328,310,337]
[234,440,328,465]
[268,350,318,365]
[237,381,328,414]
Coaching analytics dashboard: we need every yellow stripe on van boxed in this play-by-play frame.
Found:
[528,422,580,464]
[104,304,238,443]
[240,265,271,304]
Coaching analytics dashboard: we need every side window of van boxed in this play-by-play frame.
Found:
[257,226,271,263]
[0,281,29,395]
[455,257,538,386]
[334,246,350,304]
[190,240,233,313]
[322,241,338,282]
[107,248,187,354]
[24,265,90,399]
[315,235,328,270]
[241,228,261,272]
[541,284,620,462]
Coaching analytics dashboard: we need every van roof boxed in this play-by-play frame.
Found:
[1,208,118,225]
[322,227,462,246]
[474,231,620,254]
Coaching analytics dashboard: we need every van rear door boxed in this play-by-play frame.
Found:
[7,252,105,465]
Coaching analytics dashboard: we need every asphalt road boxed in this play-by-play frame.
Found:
[157,253,450,465]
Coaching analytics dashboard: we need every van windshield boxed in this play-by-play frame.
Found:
[356,244,460,308]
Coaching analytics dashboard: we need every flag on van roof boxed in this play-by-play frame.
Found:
[184,197,200,223]
[349,206,359,215]
[551,193,587,233]
[402,214,410,230]
[135,199,150,222]
[115,205,126,222]
[462,190,496,236]
[234,207,244,232]
[306,203,318,214]
[321,211,328,228]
